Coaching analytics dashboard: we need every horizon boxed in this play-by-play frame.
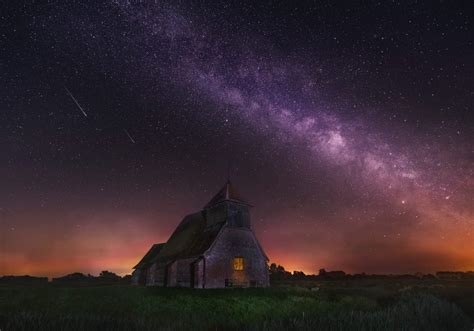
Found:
[3,264,474,281]
[1,1,473,279]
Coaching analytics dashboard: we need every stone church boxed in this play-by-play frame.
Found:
[131,181,269,288]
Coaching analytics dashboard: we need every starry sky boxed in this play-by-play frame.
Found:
[1,1,473,277]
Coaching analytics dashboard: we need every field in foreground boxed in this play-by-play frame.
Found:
[0,280,473,330]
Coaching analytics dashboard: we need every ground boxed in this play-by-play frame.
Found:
[0,280,473,330]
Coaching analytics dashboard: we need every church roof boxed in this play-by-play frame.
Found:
[141,181,251,267]
[149,211,225,264]
[204,180,249,208]
[133,243,165,269]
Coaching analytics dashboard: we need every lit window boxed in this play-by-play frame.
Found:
[233,257,244,271]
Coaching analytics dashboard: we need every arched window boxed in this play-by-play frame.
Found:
[233,257,244,271]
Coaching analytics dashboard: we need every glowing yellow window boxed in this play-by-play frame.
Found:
[233,257,244,271]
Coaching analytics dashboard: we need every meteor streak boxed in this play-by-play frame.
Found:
[65,87,88,118]
[123,129,136,143]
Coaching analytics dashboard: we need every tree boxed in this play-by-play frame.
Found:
[268,262,291,280]
[98,270,121,281]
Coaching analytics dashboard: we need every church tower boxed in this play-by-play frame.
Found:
[204,180,251,228]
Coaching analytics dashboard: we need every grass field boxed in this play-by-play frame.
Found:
[0,280,473,330]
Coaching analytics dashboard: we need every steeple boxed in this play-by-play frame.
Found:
[204,180,249,208]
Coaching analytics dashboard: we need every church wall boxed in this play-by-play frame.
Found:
[145,263,156,285]
[176,259,188,287]
[225,202,251,228]
[204,227,269,288]
[163,258,201,288]
[146,262,167,286]
[131,269,139,285]
[205,204,227,227]
[174,258,194,287]
[131,269,146,285]
[193,258,204,288]
[167,261,177,287]
[155,263,167,286]
[206,202,250,228]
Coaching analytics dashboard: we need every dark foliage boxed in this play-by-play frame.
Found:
[268,263,474,283]
[51,272,131,285]
[0,275,48,285]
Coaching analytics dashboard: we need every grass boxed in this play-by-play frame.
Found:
[0,281,472,330]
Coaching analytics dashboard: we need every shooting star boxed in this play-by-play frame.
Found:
[123,129,136,144]
[64,87,88,118]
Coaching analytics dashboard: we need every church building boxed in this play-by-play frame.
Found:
[131,181,269,288]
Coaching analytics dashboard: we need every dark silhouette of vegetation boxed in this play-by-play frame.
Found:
[0,275,48,285]
[268,263,473,282]
[99,270,122,281]
[51,271,131,285]
[437,271,474,280]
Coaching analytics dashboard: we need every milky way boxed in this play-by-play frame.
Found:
[1,1,472,276]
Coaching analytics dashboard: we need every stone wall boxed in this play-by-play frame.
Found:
[167,261,177,287]
[203,227,269,288]
[131,269,146,285]
[193,258,204,288]
[145,263,156,285]
[175,258,197,287]
[225,202,250,228]
[146,262,167,286]
[160,258,203,288]
[205,202,250,228]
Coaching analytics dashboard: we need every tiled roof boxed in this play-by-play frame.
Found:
[133,243,165,269]
[150,211,225,264]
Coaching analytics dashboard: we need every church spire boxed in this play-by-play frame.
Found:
[204,180,249,208]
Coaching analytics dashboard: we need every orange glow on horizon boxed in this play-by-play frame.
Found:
[1,210,473,278]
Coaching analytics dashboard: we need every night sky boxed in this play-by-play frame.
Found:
[1,1,473,277]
